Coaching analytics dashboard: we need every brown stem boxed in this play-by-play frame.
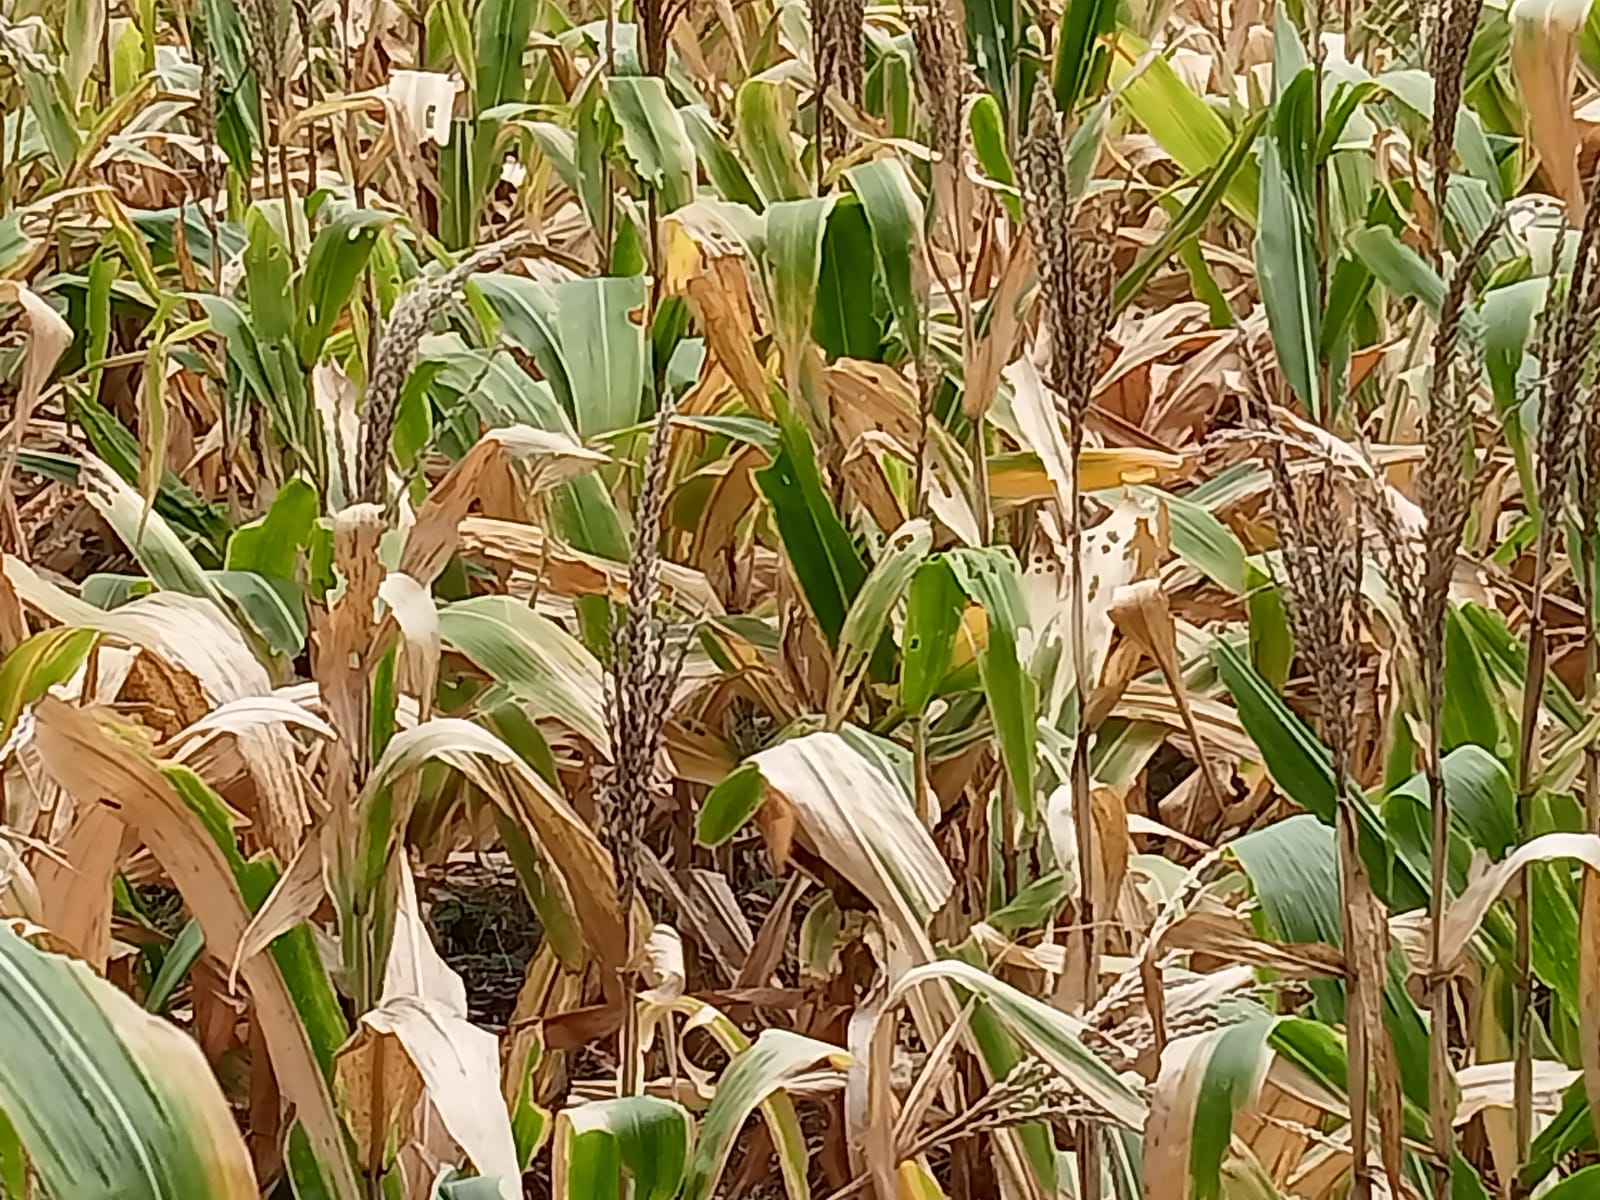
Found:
[1068,386,1099,1200]
[674,778,693,891]
[0,77,8,216]
[970,416,991,543]
[1511,531,1552,1198]
[276,99,299,265]
[368,1033,387,1197]
[1426,685,1452,1199]
[1337,774,1372,1200]
[1578,520,1600,1149]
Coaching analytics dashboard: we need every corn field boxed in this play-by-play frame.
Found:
[1,0,1599,1194]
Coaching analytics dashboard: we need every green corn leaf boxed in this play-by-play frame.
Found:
[846,159,926,363]
[682,1031,850,1200]
[1115,110,1265,311]
[827,519,933,724]
[764,195,838,390]
[0,923,258,1199]
[608,76,697,212]
[734,80,809,203]
[755,411,869,646]
[1053,0,1115,111]
[901,557,967,715]
[1109,34,1258,222]
[296,207,388,367]
[944,546,1036,822]
[0,626,98,744]
[554,1096,693,1200]
[473,0,534,111]
[1256,68,1321,417]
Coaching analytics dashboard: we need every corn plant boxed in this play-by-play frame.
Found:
[5,0,1600,1196]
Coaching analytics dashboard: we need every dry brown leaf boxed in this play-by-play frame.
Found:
[314,504,388,826]
[32,803,129,971]
[1157,910,1344,977]
[1112,684,1259,762]
[663,214,771,412]
[966,238,1032,419]
[1454,1060,1577,1124]
[4,555,313,860]
[1440,833,1600,968]
[379,573,441,721]
[1511,0,1588,217]
[335,867,519,1186]
[742,731,952,963]
[31,697,362,1200]
[460,516,725,615]
[1144,1033,1220,1200]
[1110,580,1225,811]
[690,443,766,584]
[827,358,922,452]
[1004,357,1075,514]
[399,426,605,587]
[840,431,912,534]
[734,874,807,989]
[230,829,328,992]
[0,838,43,922]
[988,447,1185,506]
[0,281,73,503]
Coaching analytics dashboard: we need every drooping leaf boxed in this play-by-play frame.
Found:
[764,196,837,389]
[682,1032,850,1200]
[554,1096,693,1200]
[0,924,258,1199]
[0,626,97,744]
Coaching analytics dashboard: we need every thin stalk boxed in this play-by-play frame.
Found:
[913,363,931,513]
[1339,780,1373,1200]
[1581,517,1600,1147]
[1512,530,1552,1193]
[618,952,641,1095]
[1585,522,1599,834]
[6,81,26,212]
[674,778,693,891]
[276,94,299,264]
[1067,288,1098,1200]
[598,0,617,270]
[970,417,991,542]
[1426,670,1451,1199]
[1415,206,1502,1200]
[953,150,982,540]
[0,81,9,217]
[1311,0,1329,380]
[812,15,829,194]
[912,717,932,827]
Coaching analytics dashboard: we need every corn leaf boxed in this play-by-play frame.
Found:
[0,923,257,1199]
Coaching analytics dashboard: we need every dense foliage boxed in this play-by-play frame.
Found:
[2,0,1600,1196]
